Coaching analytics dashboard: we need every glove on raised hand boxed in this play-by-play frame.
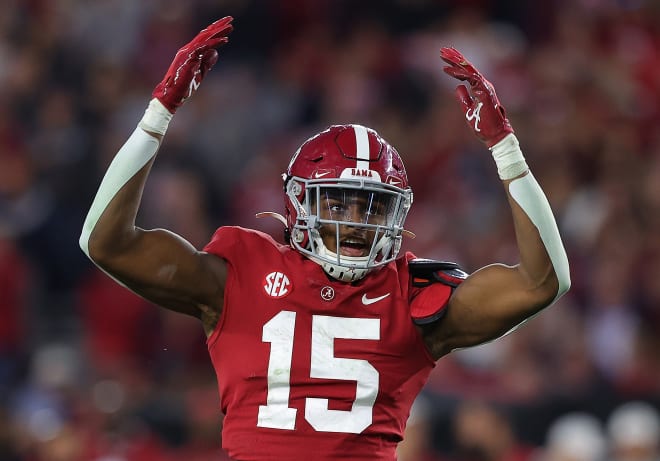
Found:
[153,17,234,113]
[440,47,513,147]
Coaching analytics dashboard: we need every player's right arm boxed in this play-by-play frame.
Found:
[418,48,570,359]
[79,18,234,336]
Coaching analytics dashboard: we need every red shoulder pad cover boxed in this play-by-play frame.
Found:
[409,259,468,325]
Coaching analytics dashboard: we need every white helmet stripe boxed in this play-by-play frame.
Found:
[353,125,370,171]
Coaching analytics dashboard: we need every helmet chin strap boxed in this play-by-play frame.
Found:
[316,248,369,282]
[309,231,391,282]
[255,211,287,226]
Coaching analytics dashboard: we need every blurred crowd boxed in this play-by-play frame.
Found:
[1,0,659,460]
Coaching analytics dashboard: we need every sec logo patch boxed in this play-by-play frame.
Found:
[263,271,291,298]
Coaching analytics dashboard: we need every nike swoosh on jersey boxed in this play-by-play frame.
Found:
[361,293,391,305]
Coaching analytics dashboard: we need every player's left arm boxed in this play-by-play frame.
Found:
[423,48,570,359]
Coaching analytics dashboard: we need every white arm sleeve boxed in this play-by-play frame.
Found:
[489,134,570,302]
[79,127,160,258]
[509,173,571,303]
[79,99,172,258]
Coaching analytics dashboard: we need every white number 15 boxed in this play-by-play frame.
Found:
[257,311,380,434]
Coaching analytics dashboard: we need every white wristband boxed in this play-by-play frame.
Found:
[489,133,528,180]
[138,98,173,135]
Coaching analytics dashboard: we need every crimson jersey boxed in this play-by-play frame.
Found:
[203,227,451,461]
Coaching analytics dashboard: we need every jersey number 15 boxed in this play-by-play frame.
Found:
[257,310,380,434]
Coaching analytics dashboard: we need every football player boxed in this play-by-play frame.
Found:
[79,17,570,461]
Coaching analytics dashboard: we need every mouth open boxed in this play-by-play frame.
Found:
[339,238,368,257]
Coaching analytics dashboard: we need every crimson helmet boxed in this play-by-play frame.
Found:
[283,124,413,282]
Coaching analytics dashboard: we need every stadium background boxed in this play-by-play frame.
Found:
[0,0,659,459]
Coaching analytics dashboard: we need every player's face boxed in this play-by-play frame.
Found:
[315,189,390,257]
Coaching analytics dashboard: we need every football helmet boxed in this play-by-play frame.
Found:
[283,124,413,282]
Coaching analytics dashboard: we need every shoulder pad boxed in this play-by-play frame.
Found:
[409,258,468,288]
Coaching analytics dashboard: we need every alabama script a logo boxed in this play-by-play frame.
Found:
[465,102,483,132]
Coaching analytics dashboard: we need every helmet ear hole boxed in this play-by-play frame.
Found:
[293,229,305,243]
[290,181,303,196]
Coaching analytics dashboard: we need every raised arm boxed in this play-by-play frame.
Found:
[79,18,234,336]
[424,48,570,359]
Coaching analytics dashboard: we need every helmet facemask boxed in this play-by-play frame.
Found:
[286,177,412,282]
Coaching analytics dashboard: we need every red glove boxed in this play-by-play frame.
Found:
[440,47,513,147]
[153,17,234,113]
